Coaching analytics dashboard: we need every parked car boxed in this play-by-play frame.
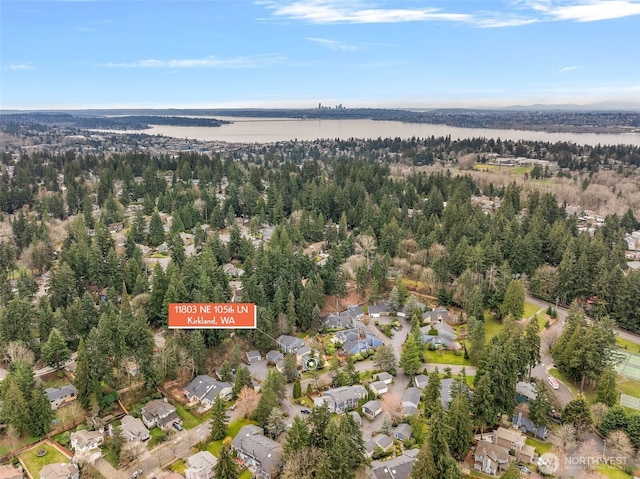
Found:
[518,465,531,474]
[173,421,184,431]
[547,376,560,390]
[300,408,311,415]
[230,403,237,411]
[131,470,143,479]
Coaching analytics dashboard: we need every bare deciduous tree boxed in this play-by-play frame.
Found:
[4,340,35,366]
[381,392,403,424]
[556,423,577,450]
[236,386,259,419]
[590,402,609,428]
[606,430,634,459]
[354,234,376,270]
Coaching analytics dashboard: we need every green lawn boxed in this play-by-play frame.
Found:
[239,469,253,479]
[175,403,211,430]
[617,378,640,397]
[616,336,640,353]
[20,443,69,478]
[525,437,552,456]
[0,435,39,456]
[483,313,503,344]
[207,418,257,458]
[147,427,167,449]
[595,464,633,479]
[523,302,541,320]
[101,447,118,468]
[424,349,472,366]
[170,459,187,474]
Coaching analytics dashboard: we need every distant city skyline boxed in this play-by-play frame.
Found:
[2,0,640,110]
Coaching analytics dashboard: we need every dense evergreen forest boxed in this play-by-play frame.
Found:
[1,136,640,407]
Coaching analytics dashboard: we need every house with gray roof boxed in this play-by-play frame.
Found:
[335,327,384,356]
[440,378,470,410]
[368,301,390,318]
[349,411,362,426]
[141,398,180,431]
[45,385,77,410]
[265,350,283,364]
[275,335,306,354]
[362,399,383,419]
[474,440,511,476]
[370,380,389,396]
[185,450,217,479]
[393,423,413,441]
[369,449,419,479]
[402,387,422,416]
[245,350,261,363]
[376,372,393,384]
[365,435,394,459]
[423,306,451,323]
[515,382,538,403]
[231,425,283,479]
[184,375,233,409]
[513,403,548,440]
[345,305,364,320]
[120,414,150,443]
[40,463,79,479]
[314,385,367,413]
[323,312,354,330]
[413,374,429,389]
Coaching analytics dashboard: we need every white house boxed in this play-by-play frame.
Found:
[370,380,389,396]
[362,399,383,419]
[120,415,150,443]
[185,450,218,479]
[184,375,233,409]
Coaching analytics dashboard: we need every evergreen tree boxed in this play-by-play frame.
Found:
[563,394,593,435]
[523,315,541,379]
[529,382,552,428]
[372,345,397,372]
[400,334,422,375]
[410,438,436,479]
[423,370,442,418]
[597,364,619,407]
[472,373,497,434]
[284,415,310,457]
[74,338,93,408]
[148,210,165,246]
[500,279,525,320]
[28,383,54,437]
[447,380,473,460]
[468,317,485,363]
[41,327,71,369]
[309,403,332,448]
[266,407,286,439]
[209,395,229,441]
[501,462,522,479]
[233,366,253,397]
[1,377,29,434]
[429,403,454,478]
[293,378,302,399]
[214,445,239,479]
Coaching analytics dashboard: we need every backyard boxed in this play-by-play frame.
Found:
[19,443,70,478]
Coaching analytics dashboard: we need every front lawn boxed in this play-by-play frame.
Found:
[525,437,552,456]
[20,443,69,478]
[175,403,210,430]
[483,313,503,344]
[207,418,257,458]
[424,349,472,366]
[239,470,253,479]
[147,427,168,448]
[170,459,187,474]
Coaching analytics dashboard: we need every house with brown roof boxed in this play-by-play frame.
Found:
[474,440,511,475]
[40,463,79,479]
[0,464,23,479]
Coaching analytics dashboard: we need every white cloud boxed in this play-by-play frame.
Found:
[9,63,36,70]
[559,65,579,72]
[306,37,360,51]
[548,0,640,21]
[260,0,640,26]
[262,1,472,24]
[104,54,285,68]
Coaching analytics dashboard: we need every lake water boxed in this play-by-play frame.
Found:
[114,117,640,147]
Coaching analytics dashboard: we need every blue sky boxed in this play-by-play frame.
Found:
[2,0,640,109]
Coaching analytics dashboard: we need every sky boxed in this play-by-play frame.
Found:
[1,0,640,110]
